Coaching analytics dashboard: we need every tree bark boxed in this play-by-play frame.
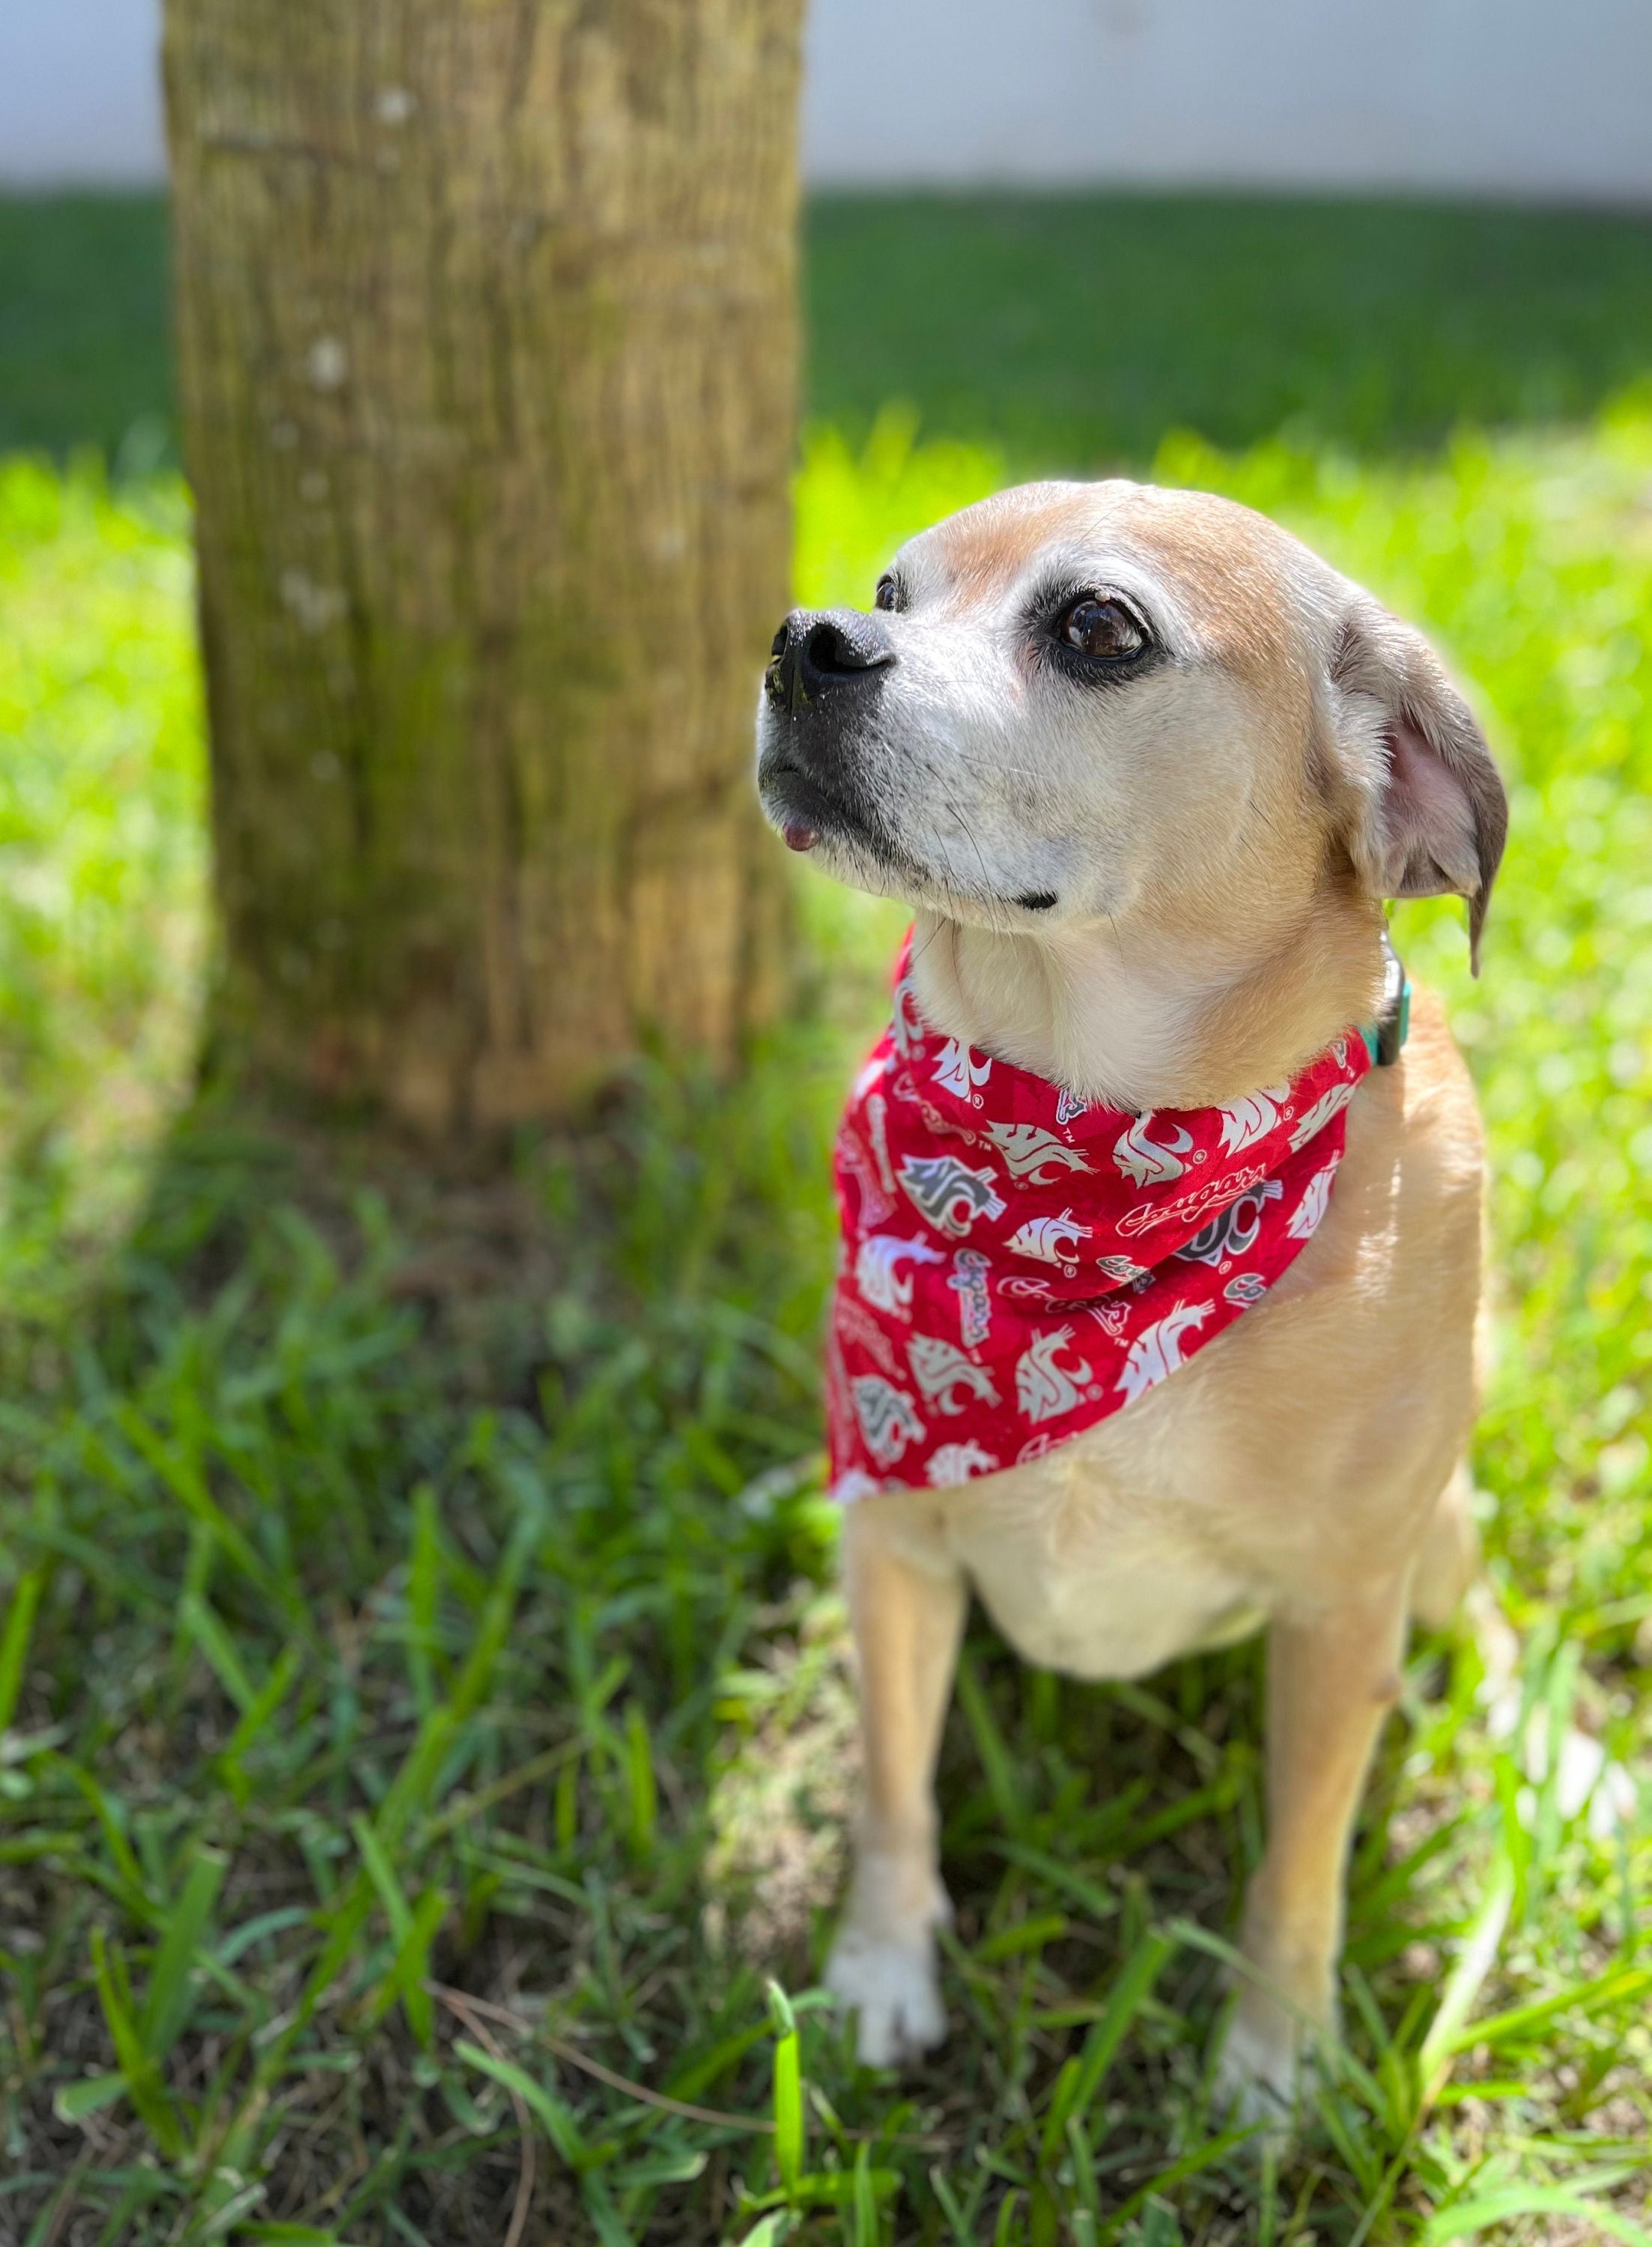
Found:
[163,0,801,1132]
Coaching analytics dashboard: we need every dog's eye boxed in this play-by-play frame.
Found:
[1059,596,1146,661]
[874,574,901,613]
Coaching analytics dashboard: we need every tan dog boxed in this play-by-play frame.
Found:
[754,480,1506,2114]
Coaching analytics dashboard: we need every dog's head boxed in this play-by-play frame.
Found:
[756,480,1506,971]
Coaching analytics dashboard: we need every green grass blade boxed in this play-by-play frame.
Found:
[453,2037,592,2171]
[137,1843,226,2059]
[1043,1927,1175,2153]
[625,1702,657,1861]
[351,1813,414,1945]
[180,1589,258,1713]
[52,2069,127,2123]
[88,1925,184,2161]
[407,1481,442,1719]
[955,1654,1025,1834]
[1096,2126,1257,2244]
[220,1641,303,1778]
[0,1567,45,1736]
[110,1404,278,1607]
[373,1885,449,2046]
[851,2140,879,2247]
[1418,1855,1516,2106]
[1424,2188,1652,2246]
[735,2216,793,2247]
[772,2025,804,2193]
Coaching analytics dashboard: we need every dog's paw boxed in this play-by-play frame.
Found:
[1212,2001,1314,2135]
[825,1922,947,2067]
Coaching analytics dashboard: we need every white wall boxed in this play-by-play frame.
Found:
[801,0,1652,201]
[4,0,1652,204]
[1,0,166,186]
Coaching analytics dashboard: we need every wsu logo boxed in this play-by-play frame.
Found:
[1015,1326,1093,1423]
[850,1374,925,1468]
[926,1440,999,1487]
[1006,1208,1093,1276]
[899,1153,1006,1237]
[1287,1157,1340,1240]
[864,1092,897,1192]
[836,1124,894,1226]
[1289,1079,1357,1151]
[907,1334,1000,1415]
[854,1232,946,1316]
[932,1038,993,1100]
[986,1122,1093,1183]
[1113,1113,1195,1186]
[1117,1302,1212,1404]
[890,977,926,1061]
[1215,1082,1291,1156]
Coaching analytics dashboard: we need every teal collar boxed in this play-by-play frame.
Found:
[1360,930,1411,1069]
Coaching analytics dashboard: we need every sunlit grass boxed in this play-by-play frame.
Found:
[0,456,204,1322]
[1,396,1651,2242]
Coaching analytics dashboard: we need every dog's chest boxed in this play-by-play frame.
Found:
[936,1474,1264,1682]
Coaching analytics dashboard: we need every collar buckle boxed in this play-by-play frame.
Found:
[1364,928,1411,1068]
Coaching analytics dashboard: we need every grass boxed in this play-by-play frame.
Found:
[2,195,1652,2243]
[0,195,172,467]
[805,195,1652,464]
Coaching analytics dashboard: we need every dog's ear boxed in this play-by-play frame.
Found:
[1328,597,1507,973]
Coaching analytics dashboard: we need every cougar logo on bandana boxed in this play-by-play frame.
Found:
[836,1127,893,1227]
[855,1233,946,1316]
[1117,1301,1212,1404]
[1016,1327,1093,1422]
[864,1092,897,1192]
[1114,1114,1194,1187]
[1006,1209,1092,1271]
[933,1038,994,1101]
[1290,1080,1358,1151]
[926,1439,999,1487]
[908,1335,1000,1414]
[986,1122,1094,1183]
[1287,1158,1340,1240]
[851,1374,925,1468]
[899,1152,1006,1236]
[1217,1084,1292,1156]
[826,936,1372,1499]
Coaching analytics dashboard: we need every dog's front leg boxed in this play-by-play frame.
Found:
[826,1499,967,2066]
[1218,1576,1410,2118]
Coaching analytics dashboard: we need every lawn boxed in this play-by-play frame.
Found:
[2,195,1652,2246]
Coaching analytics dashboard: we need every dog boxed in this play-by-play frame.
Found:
[753,478,1506,2114]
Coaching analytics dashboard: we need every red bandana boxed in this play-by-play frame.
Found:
[826,936,1372,1499]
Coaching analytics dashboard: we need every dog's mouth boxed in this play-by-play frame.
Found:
[758,736,1063,920]
[758,747,915,876]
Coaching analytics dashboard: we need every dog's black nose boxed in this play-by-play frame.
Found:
[765,608,893,715]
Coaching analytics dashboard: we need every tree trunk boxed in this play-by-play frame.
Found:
[163,0,801,1132]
